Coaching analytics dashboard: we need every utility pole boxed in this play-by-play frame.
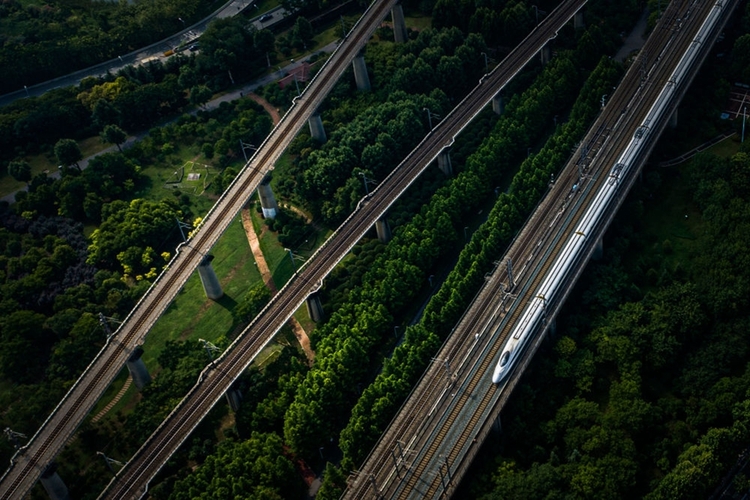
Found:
[97,452,124,474]
[743,106,746,143]
[199,338,222,362]
[4,428,27,449]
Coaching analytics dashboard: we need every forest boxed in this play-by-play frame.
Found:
[1,0,750,498]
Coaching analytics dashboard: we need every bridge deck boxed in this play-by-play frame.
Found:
[344,0,738,497]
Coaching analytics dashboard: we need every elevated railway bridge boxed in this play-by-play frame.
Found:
[97,1,589,498]
[0,0,587,498]
[0,0,399,496]
[344,0,739,498]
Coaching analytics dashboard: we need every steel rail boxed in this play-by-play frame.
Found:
[96,0,590,497]
[345,0,733,497]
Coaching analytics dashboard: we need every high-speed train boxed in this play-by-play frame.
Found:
[492,0,726,384]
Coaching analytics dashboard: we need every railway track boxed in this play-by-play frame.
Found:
[345,0,735,497]
[96,1,590,497]
[0,0,401,497]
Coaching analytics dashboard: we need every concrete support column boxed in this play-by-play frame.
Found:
[126,346,152,390]
[308,112,327,144]
[306,292,325,323]
[669,108,678,128]
[225,387,242,412]
[574,10,584,29]
[437,150,453,176]
[391,4,408,43]
[541,44,551,65]
[40,463,70,500]
[258,174,279,219]
[592,236,604,261]
[197,255,224,300]
[376,217,392,243]
[492,414,502,434]
[492,93,504,115]
[352,53,371,91]
[547,318,557,337]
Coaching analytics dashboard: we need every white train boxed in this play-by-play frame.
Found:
[492,0,725,384]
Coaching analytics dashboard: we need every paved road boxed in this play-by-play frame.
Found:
[0,41,338,206]
[0,3,286,108]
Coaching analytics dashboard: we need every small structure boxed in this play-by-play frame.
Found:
[278,63,311,89]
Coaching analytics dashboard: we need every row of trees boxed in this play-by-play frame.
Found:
[280,20,620,485]
[469,147,750,499]
[331,51,621,488]
[1,14,276,169]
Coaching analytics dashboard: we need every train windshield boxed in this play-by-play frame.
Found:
[499,351,511,368]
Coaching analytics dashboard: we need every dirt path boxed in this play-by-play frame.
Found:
[241,208,314,363]
[91,376,133,423]
[245,92,281,125]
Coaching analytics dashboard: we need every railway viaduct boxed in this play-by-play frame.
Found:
[0,0,589,497]
[92,1,592,498]
[344,0,741,498]
[0,0,417,497]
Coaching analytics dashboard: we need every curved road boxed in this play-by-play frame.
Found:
[0,0,395,497]
[0,3,286,108]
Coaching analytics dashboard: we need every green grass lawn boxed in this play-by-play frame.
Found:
[406,12,432,32]
[141,215,261,370]
[0,136,126,199]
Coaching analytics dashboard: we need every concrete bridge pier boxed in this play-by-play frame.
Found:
[126,346,152,390]
[437,149,453,176]
[546,317,557,337]
[225,386,242,412]
[492,93,504,115]
[376,217,392,243]
[40,463,70,500]
[669,108,678,128]
[592,236,604,261]
[352,52,371,91]
[391,4,408,43]
[308,112,327,143]
[574,10,584,29]
[540,44,552,65]
[306,292,325,323]
[258,174,279,219]
[197,255,224,300]
[492,414,502,435]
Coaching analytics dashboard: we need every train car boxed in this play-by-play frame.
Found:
[492,0,725,384]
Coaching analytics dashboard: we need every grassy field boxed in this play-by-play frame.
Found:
[141,215,261,370]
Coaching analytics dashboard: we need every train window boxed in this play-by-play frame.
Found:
[499,351,511,367]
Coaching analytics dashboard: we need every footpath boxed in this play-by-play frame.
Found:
[0,41,338,205]
[77,84,315,426]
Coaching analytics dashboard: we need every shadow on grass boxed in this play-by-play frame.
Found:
[216,294,239,311]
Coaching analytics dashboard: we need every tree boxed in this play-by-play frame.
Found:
[293,17,314,49]
[92,98,120,128]
[201,142,214,159]
[7,160,32,184]
[189,85,213,108]
[234,283,272,321]
[0,310,50,383]
[177,65,198,90]
[100,124,127,152]
[169,433,304,500]
[54,138,83,171]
